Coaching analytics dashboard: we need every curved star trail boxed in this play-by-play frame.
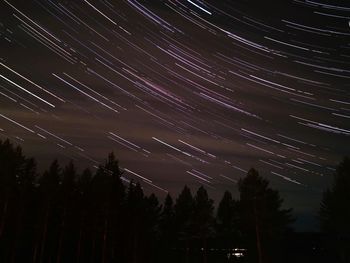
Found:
[0,0,349,228]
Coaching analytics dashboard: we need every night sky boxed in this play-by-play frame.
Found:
[1,0,349,230]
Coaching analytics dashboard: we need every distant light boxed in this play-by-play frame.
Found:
[232,252,244,258]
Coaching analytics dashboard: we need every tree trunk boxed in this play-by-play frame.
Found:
[254,200,263,263]
[0,197,9,238]
[11,195,25,263]
[202,237,207,263]
[132,230,138,263]
[33,242,39,263]
[102,217,108,263]
[39,203,50,263]
[56,207,66,263]
[76,221,83,263]
[91,236,96,263]
[185,239,190,263]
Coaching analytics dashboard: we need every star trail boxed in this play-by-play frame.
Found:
[0,0,349,228]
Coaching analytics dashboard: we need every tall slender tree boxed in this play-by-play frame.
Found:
[320,157,350,263]
[192,186,214,263]
[76,168,93,263]
[12,157,37,262]
[125,181,145,263]
[174,186,194,263]
[90,152,124,263]
[0,139,37,262]
[158,193,175,262]
[144,193,161,263]
[216,191,240,248]
[37,160,62,263]
[56,161,78,263]
[238,168,293,263]
[0,139,26,241]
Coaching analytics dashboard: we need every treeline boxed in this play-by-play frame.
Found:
[0,138,349,263]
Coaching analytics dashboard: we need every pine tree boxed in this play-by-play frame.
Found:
[37,160,62,263]
[174,186,194,263]
[159,193,175,241]
[238,168,293,263]
[144,193,161,263]
[216,191,240,248]
[158,193,175,262]
[192,186,214,263]
[90,152,125,263]
[76,168,93,263]
[56,161,78,263]
[0,140,38,261]
[320,157,350,263]
[125,181,145,263]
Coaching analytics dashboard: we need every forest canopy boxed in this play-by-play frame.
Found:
[0,138,348,263]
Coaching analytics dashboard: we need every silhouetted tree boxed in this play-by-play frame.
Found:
[158,193,175,262]
[125,181,145,263]
[89,152,125,263]
[0,139,38,262]
[216,191,240,248]
[76,168,93,263]
[103,153,125,263]
[320,157,350,263]
[1,138,309,263]
[56,161,79,263]
[192,186,214,263]
[238,168,293,263]
[37,160,62,263]
[144,193,161,263]
[0,139,26,240]
[174,185,194,263]
[13,157,37,262]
